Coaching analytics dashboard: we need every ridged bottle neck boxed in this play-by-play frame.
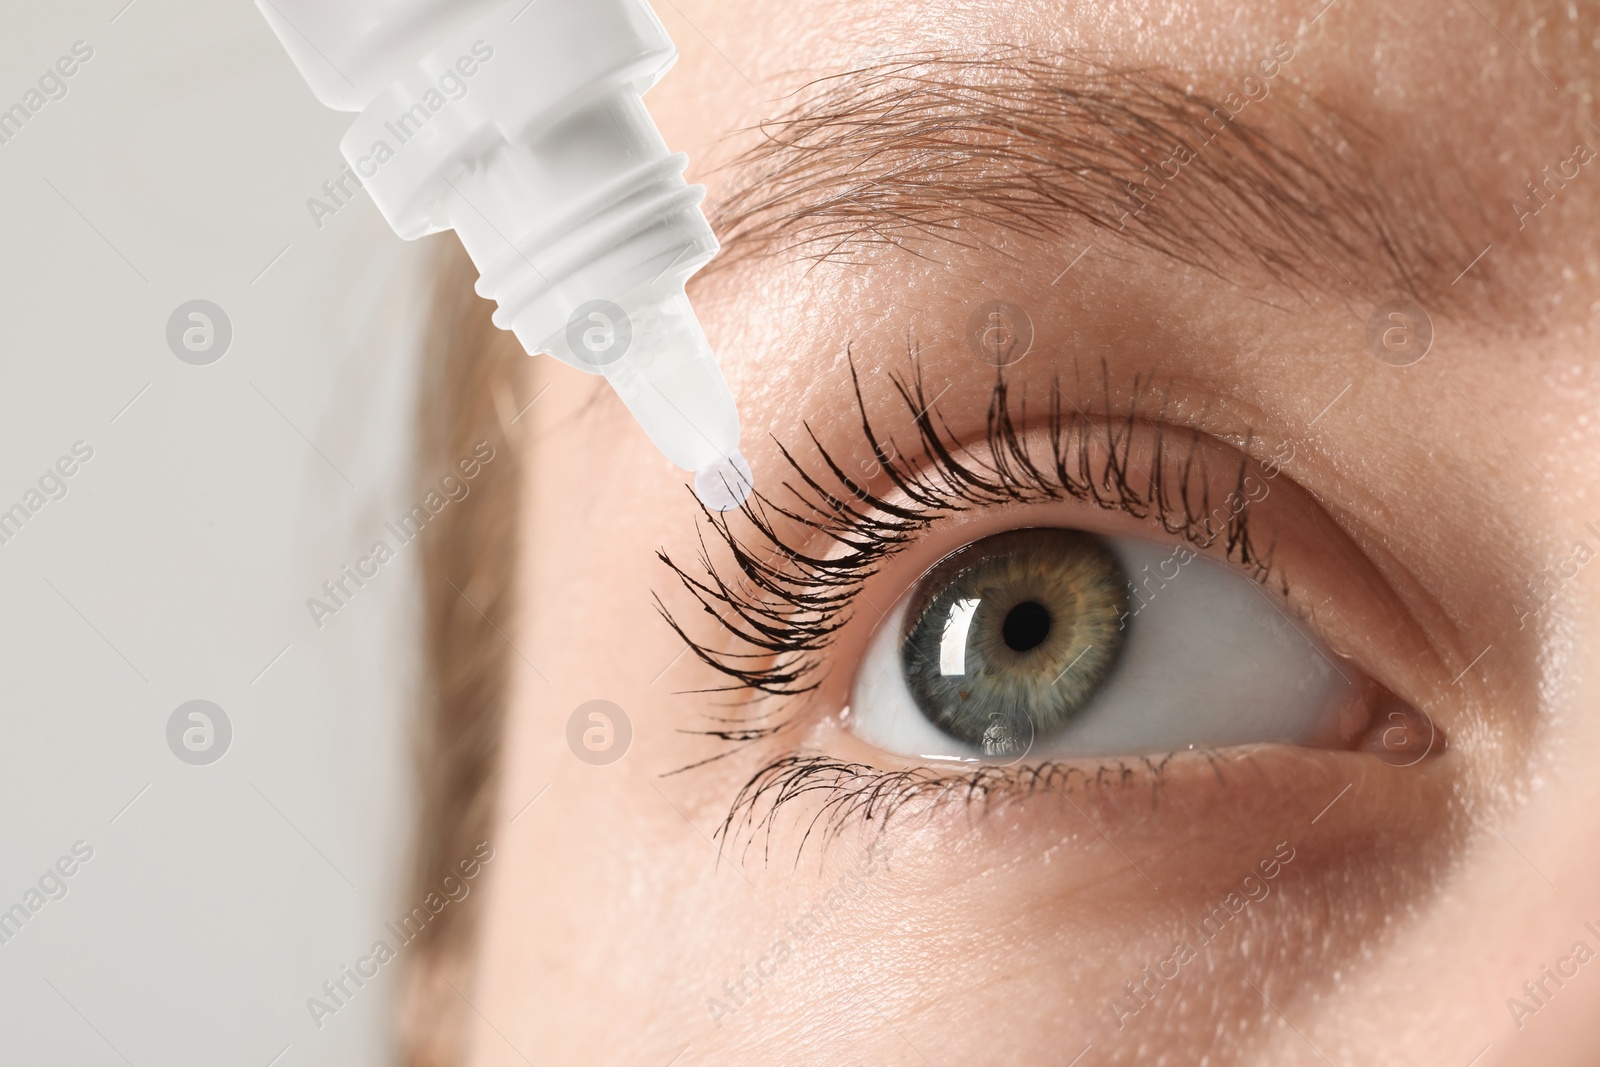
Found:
[443,88,719,362]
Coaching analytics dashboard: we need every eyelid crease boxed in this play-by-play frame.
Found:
[654,351,1283,740]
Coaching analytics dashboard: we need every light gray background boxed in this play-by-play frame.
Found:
[0,1,435,1064]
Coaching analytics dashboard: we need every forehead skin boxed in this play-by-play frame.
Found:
[467,2,1600,1066]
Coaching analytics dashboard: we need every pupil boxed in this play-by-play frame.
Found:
[1001,600,1052,652]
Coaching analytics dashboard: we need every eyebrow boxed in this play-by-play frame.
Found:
[704,49,1485,308]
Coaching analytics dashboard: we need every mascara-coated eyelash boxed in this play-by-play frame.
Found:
[655,351,1280,744]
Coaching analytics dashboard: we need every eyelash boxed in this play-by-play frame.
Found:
[657,351,1281,739]
[718,753,1180,861]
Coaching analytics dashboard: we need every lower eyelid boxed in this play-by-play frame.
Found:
[716,738,1457,873]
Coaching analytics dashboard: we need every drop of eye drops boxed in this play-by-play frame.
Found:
[694,450,754,512]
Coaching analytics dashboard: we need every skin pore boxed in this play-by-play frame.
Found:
[449,1,1600,1064]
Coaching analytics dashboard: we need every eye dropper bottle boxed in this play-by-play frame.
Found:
[255,0,753,510]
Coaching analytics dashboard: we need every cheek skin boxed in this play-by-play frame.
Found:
[689,745,1459,1065]
[483,360,823,1064]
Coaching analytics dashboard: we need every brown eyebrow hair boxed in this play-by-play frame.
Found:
[704,49,1488,308]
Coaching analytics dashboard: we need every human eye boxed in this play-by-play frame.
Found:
[850,525,1374,763]
[660,360,1441,840]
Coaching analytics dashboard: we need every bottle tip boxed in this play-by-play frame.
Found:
[694,450,754,512]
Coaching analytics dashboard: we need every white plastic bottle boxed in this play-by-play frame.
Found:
[256,0,753,509]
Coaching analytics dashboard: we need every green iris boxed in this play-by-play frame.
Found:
[900,528,1130,756]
